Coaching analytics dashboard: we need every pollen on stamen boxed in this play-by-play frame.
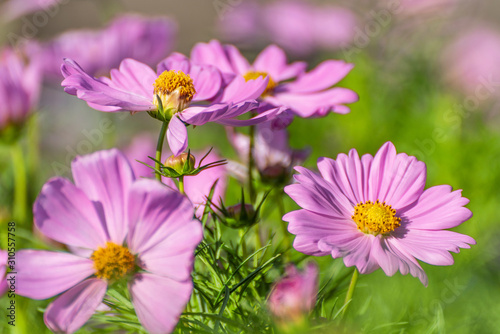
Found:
[153,70,196,113]
[352,200,401,235]
[243,71,277,96]
[91,241,136,281]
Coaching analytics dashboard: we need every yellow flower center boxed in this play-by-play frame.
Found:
[352,200,401,235]
[91,242,136,281]
[243,71,277,96]
[153,70,196,113]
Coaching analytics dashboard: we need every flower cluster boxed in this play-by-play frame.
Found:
[2,8,477,332]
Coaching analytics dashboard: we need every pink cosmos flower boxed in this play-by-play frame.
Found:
[283,142,475,286]
[0,48,40,134]
[0,0,63,22]
[216,1,357,56]
[61,53,276,156]
[227,121,310,184]
[16,149,202,333]
[33,14,176,81]
[268,262,318,322]
[263,1,357,56]
[191,40,358,118]
[0,250,7,296]
[124,133,227,218]
[441,26,500,100]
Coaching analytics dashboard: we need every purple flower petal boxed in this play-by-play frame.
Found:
[16,250,94,300]
[167,116,188,156]
[368,142,426,210]
[268,87,358,118]
[181,104,230,126]
[61,58,155,112]
[138,219,202,280]
[44,278,107,333]
[127,179,196,255]
[403,185,473,230]
[283,60,354,93]
[71,149,136,245]
[219,75,268,103]
[107,58,157,97]
[252,45,288,80]
[34,177,109,249]
[129,273,193,334]
[285,166,353,218]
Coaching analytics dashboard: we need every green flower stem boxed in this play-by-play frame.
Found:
[11,141,27,223]
[27,114,40,177]
[155,121,169,182]
[276,192,291,262]
[248,125,256,202]
[178,175,185,195]
[342,268,359,318]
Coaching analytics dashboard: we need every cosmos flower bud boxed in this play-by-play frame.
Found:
[268,263,318,329]
[164,152,196,174]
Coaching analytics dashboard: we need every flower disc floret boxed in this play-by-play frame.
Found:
[352,200,401,235]
[153,70,196,112]
[244,71,276,96]
[91,241,135,281]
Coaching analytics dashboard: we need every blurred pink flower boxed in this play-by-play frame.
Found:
[283,142,475,286]
[441,26,500,99]
[191,40,358,118]
[268,262,318,322]
[124,133,227,218]
[227,121,309,184]
[216,0,261,44]
[0,0,63,22]
[395,0,458,17]
[16,149,202,333]
[34,14,176,81]
[0,48,41,134]
[217,0,357,56]
[264,1,357,56]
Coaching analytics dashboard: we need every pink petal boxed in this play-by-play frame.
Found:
[335,235,379,274]
[45,278,107,333]
[16,250,94,299]
[269,87,358,118]
[225,44,251,75]
[129,273,193,334]
[285,60,355,93]
[138,220,202,280]
[71,149,135,245]
[220,75,268,103]
[190,40,236,76]
[190,64,222,102]
[373,237,428,286]
[317,150,366,205]
[61,59,155,112]
[253,45,288,81]
[167,115,188,156]
[34,177,109,249]
[284,166,353,218]
[127,179,196,255]
[108,58,157,97]
[368,142,426,210]
[403,185,473,230]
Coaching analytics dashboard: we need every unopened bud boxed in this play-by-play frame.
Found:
[164,152,196,174]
